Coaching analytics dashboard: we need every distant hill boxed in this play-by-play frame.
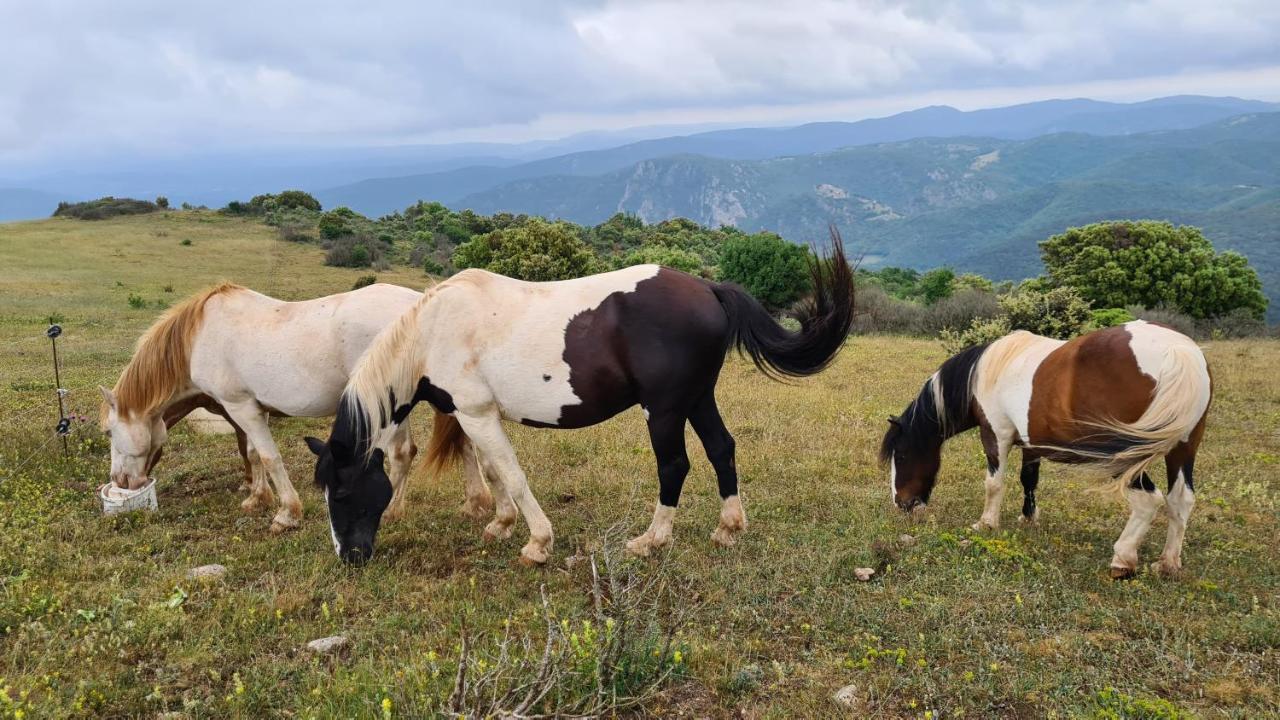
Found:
[0,188,70,222]
[318,96,1278,216]
[455,113,1280,319]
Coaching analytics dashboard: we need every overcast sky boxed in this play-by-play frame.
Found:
[3,0,1279,167]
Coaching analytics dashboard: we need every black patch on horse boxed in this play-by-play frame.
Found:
[880,342,990,464]
[387,376,456,425]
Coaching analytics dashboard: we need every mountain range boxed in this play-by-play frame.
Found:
[3,94,1278,318]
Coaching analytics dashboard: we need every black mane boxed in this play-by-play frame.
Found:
[313,393,375,489]
[879,342,990,464]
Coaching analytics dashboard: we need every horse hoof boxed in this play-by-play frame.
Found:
[970,521,993,532]
[710,525,740,547]
[625,535,653,558]
[1150,560,1182,578]
[1018,512,1040,526]
[269,515,301,534]
[483,520,514,542]
[1109,565,1137,580]
[241,495,269,513]
[518,545,548,566]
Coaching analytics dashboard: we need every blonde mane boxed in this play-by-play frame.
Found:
[104,282,243,422]
[974,330,1041,398]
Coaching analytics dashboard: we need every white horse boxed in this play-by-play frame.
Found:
[100,282,492,532]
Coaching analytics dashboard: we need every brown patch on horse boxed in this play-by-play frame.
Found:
[104,282,245,423]
[1027,325,1154,453]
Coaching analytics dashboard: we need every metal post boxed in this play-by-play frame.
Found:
[47,324,69,458]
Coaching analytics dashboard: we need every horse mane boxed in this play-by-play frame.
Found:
[879,341,989,464]
[105,282,244,422]
[341,274,469,454]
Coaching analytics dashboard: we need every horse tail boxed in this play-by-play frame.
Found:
[424,410,467,476]
[1070,342,1211,491]
[710,227,855,379]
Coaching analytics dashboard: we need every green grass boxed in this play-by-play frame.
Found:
[1,213,1278,718]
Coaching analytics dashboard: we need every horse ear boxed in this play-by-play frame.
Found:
[329,438,353,463]
[304,436,327,457]
[887,415,902,427]
[99,386,117,411]
[369,448,385,467]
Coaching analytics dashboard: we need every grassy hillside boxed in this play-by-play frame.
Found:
[1,215,1277,717]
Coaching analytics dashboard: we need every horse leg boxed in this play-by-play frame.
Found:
[626,409,691,558]
[454,411,552,565]
[972,429,1010,531]
[239,438,274,513]
[1153,450,1197,577]
[222,401,303,533]
[383,424,418,523]
[1110,473,1162,579]
[689,392,745,547]
[1018,453,1042,525]
[459,438,498,522]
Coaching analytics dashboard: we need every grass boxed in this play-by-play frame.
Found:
[1,213,1278,718]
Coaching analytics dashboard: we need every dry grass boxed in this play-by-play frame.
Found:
[0,214,1277,718]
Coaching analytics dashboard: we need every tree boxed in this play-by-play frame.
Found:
[452,218,602,281]
[916,267,955,304]
[318,207,360,239]
[717,231,811,310]
[155,196,169,209]
[1040,221,1267,319]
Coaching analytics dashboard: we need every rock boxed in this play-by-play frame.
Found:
[306,635,349,654]
[187,408,236,435]
[187,564,227,581]
[833,683,860,708]
[853,567,875,582]
[899,534,917,547]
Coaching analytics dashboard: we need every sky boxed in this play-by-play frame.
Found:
[3,0,1280,168]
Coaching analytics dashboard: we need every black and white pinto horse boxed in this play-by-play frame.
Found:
[307,238,854,564]
[881,321,1212,578]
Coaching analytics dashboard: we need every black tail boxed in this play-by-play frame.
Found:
[711,228,855,379]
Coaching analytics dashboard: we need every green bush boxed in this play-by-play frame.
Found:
[1091,307,1136,328]
[718,232,811,310]
[53,197,160,220]
[1000,285,1092,339]
[351,274,378,290]
[318,207,361,240]
[452,219,602,281]
[126,294,146,309]
[939,316,1011,354]
[1040,220,1267,320]
[917,267,956,304]
[155,196,169,209]
[324,235,381,268]
[617,244,707,276]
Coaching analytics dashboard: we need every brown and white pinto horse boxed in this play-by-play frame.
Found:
[881,321,1211,578]
[307,237,854,565]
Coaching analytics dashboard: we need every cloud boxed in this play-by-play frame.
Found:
[1,0,1278,166]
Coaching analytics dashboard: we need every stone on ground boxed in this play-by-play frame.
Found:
[306,635,349,654]
[853,567,875,582]
[187,564,227,580]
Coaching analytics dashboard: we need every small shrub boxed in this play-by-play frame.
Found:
[1201,307,1269,339]
[1128,305,1196,338]
[46,312,66,325]
[277,224,315,243]
[162,285,174,293]
[940,316,1011,354]
[1000,285,1092,339]
[351,274,378,290]
[53,197,160,220]
[324,234,382,268]
[851,285,923,335]
[423,257,445,276]
[179,238,192,246]
[155,196,169,209]
[127,294,146,310]
[918,288,1000,335]
[1091,307,1136,328]
[617,244,707,276]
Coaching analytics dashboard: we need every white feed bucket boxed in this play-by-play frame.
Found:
[100,479,159,515]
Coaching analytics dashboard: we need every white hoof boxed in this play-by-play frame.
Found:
[483,518,515,542]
